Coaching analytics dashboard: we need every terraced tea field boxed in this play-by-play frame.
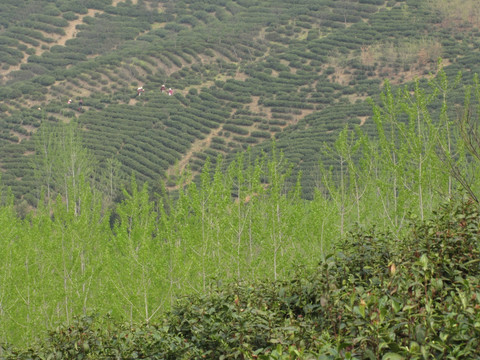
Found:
[1,0,479,202]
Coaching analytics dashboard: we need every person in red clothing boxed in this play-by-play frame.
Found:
[168,88,173,96]
[137,86,145,96]
[161,84,166,93]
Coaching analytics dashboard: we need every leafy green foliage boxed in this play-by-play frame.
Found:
[4,199,480,358]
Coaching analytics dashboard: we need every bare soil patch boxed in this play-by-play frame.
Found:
[57,9,101,46]
[247,96,271,119]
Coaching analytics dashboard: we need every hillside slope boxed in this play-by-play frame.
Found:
[0,0,479,202]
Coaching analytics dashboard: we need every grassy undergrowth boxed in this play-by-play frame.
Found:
[3,198,480,359]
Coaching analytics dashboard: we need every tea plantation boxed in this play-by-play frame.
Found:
[1,0,480,202]
[1,0,480,357]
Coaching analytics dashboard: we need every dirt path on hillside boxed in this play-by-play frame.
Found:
[0,9,100,79]
[57,9,100,46]
[248,96,270,119]
[166,126,223,184]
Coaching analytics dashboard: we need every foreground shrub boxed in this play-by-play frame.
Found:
[1,315,203,360]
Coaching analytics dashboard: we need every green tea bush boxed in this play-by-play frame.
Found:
[223,123,249,135]
[251,130,271,138]
[62,11,78,21]
[30,14,69,28]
